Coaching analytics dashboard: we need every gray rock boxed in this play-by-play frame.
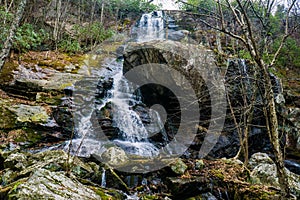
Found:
[195,159,205,170]
[2,64,83,102]
[123,40,225,157]
[170,158,188,175]
[8,168,101,200]
[8,104,50,124]
[249,152,300,197]
[248,152,274,170]
[4,152,27,170]
[168,30,189,41]
[287,107,300,150]
[100,146,129,166]
[200,192,218,200]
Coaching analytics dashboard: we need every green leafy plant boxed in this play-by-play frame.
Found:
[72,22,115,50]
[58,38,81,53]
[273,37,300,69]
[12,23,49,52]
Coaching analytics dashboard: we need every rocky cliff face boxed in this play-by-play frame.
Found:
[122,40,300,160]
[123,40,228,157]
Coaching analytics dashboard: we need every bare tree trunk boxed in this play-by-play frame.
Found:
[53,0,62,49]
[261,64,291,198]
[216,29,223,54]
[0,0,27,71]
[90,0,96,24]
[100,0,105,24]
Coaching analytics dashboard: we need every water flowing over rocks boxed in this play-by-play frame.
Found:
[0,9,299,199]
[123,40,222,153]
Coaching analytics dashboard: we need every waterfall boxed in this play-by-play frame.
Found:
[107,68,160,157]
[110,72,149,142]
[101,168,106,187]
[66,11,171,159]
[132,11,165,42]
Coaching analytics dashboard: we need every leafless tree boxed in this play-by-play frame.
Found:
[179,0,298,197]
[0,0,27,71]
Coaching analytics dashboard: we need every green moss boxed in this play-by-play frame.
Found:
[9,128,42,145]
[91,187,125,200]
[210,169,224,180]
[195,159,205,170]
[58,82,73,90]
[141,194,160,199]
[269,67,285,79]
[36,92,63,105]
[170,159,188,175]
[0,62,18,84]
[44,163,62,172]
[30,112,48,122]
[0,178,27,199]
[0,105,17,129]
[11,104,49,124]
[11,181,23,192]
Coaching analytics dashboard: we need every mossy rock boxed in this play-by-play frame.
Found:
[4,152,28,170]
[0,61,18,84]
[1,170,19,186]
[7,169,101,200]
[210,169,225,180]
[6,128,43,147]
[170,158,188,175]
[91,186,126,200]
[8,104,49,124]
[36,91,63,105]
[0,103,17,129]
[195,159,205,170]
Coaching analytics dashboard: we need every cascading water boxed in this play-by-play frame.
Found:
[108,67,160,157]
[110,72,148,142]
[101,167,106,187]
[131,11,165,42]
[66,11,170,158]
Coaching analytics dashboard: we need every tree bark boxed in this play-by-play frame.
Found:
[0,0,27,71]
[261,63,291,198]
[53,0,62,48]
[100,1,105,24]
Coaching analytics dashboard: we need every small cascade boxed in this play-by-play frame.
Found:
[110,72,149,142]
[108,69,160,157]
[101,168,106,187]
[132,11,165,42]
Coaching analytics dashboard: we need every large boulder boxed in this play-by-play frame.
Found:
[7,168,101,200]
[249,152,300,197]
[123,40,225,157]
[123,41,217,97]
[123,41,296,160]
